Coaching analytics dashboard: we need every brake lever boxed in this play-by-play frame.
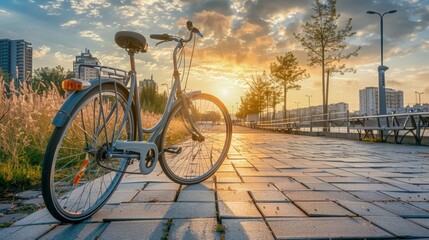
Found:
[156,40,168,46]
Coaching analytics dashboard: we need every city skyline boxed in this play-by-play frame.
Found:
[1,0,428,111]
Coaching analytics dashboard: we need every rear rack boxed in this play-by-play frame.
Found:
[78,64,130,85]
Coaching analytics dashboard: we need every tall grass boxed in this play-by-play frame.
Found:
[0,79,63,194]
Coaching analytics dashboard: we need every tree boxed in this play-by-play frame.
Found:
[270,52,309,119]
[139,83,167,114]
[294,0,360,127]
[32,65,74,96]
[247,74,271,120]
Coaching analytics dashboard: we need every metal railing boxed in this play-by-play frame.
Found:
[239,111,429,145]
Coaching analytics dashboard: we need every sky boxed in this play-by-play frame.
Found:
[0,0,428,112]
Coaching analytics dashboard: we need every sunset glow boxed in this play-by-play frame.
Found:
[1,0,428,112]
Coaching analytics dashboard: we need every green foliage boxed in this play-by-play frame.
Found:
[294,0,360,114]
[139,82,167,114]
[32,65,74,97]
[270,52,309,119]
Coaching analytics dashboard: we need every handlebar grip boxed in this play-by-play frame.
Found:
[150,34,170,41]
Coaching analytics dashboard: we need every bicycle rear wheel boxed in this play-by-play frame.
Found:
[42,83,135,222]
[160,93,232,184]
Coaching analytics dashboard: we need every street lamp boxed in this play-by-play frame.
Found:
[415,91,424,105]
[367,9,397,115]
[305,95,312,108]
[294,101,300,118]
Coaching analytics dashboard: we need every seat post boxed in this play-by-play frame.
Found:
[128,50,136,72]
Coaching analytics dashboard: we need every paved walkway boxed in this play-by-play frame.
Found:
[2,126,429,239]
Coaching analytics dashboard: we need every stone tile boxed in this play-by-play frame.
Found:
[317,176,375,183]
[0,213,27,224]
[216,176,242,183]
[267,217,392,239]
[169,218,220,240]
[333,183,402,191]
[0,224,57,240]
[116,182,147,191]
[181,182,214,191]
[39,222,102,240]
[295,201,355,217]
[15,190,41,199]
[284,191,360,201]
[274,178,308,191]
[349,191,397,201]
[21,197,45,206]
[257,202,306,217]
[218,202,261,218]
[99,220,166,240]
[97,202,216,221]
[337,201,397,217]
[408,218,429,228]
[250,191,290,202]
[381,191,429,201]
[131,190,177,203]
[217,191,252,202]
[144,182,181,191]
[107,190,139,204]
[217,183,276,191]
[373,202,429,217]
[13,208,59,226]
[304,183,339,191]
[223,219,274,240]
[409,202,429,211]
[0,204,15,213]
[177,190,215,202]
[366,216,429,238]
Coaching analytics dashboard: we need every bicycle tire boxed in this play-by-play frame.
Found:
[160,93,232,184]
[42,83,136,223]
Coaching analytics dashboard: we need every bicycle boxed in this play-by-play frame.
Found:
[42,21,232,223]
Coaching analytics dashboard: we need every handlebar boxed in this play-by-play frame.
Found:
[150,21,203,44]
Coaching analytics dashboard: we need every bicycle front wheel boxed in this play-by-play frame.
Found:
[42,83,136,222]
[160,93,232,184]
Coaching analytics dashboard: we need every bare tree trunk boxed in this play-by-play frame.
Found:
[283,83,287,120]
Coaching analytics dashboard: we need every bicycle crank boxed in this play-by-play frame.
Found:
[114,141,158,175]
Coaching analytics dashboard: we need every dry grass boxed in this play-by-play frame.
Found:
[0,79,63,194]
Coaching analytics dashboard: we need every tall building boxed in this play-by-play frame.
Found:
[73,48,100,81]
[138,74,157,92]
[0,39,33,82]
[359,87,403,115]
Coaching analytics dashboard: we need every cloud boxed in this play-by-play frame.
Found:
[0,8,10,15]
[33,45,51,58]
[70,0,110,16]
[79,30,103,42]
[38,0,64,16]
[54,52,73,62]
[60,20,78,28]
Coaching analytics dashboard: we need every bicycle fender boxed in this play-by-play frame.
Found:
[52,78,127,127]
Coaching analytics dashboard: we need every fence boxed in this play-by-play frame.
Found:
[240,111,429,145]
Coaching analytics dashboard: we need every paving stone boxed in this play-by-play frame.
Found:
[116,182,146,191]
[333,183,402,191]
[181,182,214,191]
[39,222,102,240]
[373,202,429,217]
[349,191,397,201]
[295,201,355,217]
[366,216,429,238]
[144,182,181,191]
[274,179,308,191]
[177,190,215,202]
[216,191,252,202]
[317,176,375,183]
[0,224,56,240]
[304,183,340,191]
[21,197,45,207]
[99,202,216,221]
[381,191,429,201]
[216,176,242,183]
[15,190,41,199]
[0,213,27,224]
[169,218,220,240]
[107,190,139,204]
[223,219,274,240]
[337,201,397,217]
[257,202,306,217]
[408,218,429,228]
[0,204,15,213]
[218,201,261,218]
[99,220,166,240]
[132,190,177,203]
[250,191,289,202]
[267,217,392,239]
[409,202,429,211]
[284,190,360,201]
[217,183,276,191]
[12,208,60,226]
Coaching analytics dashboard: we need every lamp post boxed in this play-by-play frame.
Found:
[415,91,424,105]
[294,101,300,119]
[366,9,397,115]
[305,95,312,108]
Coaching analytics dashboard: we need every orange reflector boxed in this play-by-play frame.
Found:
[62,79,83,91]
[73,157,89,185]
[62,78,91,92]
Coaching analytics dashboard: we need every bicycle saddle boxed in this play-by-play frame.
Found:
[115,31,148,53]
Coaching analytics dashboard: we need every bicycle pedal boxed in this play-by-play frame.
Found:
[165,146,182,154]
